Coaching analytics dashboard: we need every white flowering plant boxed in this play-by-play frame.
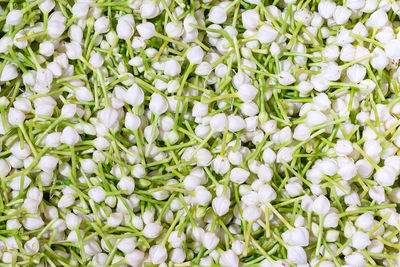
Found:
[0,0,400,266]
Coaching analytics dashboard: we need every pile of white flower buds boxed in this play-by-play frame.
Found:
[1,0,400,266]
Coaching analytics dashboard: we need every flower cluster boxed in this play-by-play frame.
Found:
[0,0,400,266]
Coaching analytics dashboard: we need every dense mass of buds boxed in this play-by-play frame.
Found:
[0,0,400,266]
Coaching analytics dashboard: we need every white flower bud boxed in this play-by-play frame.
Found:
[164,59,181,76]
[210,113,228,132]
[195,62,212,76]
[88,186,106,203]
[68,24,83,43]
[347,64,366,83]
[143,222,163,238]
[149,93,168,115]
[376,26,394,44]
[367,240,383,253]
[0,36,13,54]
[39,41,55,57]
[227,115,245,132]
[334,6,352,25]
[8,108,25,126]
[324,229,339,243]
[125,250,145,267]
[334,140,353,156]
[312,195,330,215]
[228,150,243,165]
[140,0,160,19]
[39,0,55,13]
[193,185,211,206]
[136,22,156,40]
[22,216,44,230]
[202,232,219,250]
[293,124,311,141]
[277,71,296,85]
[131,215,144,230]
[168,231,186,248]
[237,84,258,103]
[10,141,31,160]
[306,111,328,126]
[287,246,307,264]
[125,84,144,107]
[230,168,250,184]
[353,213,374,232]
[80,158,97,174]
[48,12,66,38]
[345,252,367,266]
[258,184,277,203]
[209,6,227,24]
[294,8,313,24]
[10,174,31,190]
[242,9,260,30]
[284,227,309,247]
[93,253,107,266]
[262,148,276,164]
[7,219,21,230]
[98,107,119,129]
[187,46,204,64]
[243,205,261,221]
[170,247,185,263]
[366,8,388,29]
[66,213,82,230]
[84,239,101,257]
[385,39,400,60]
[149,245,167,265]
[65,41,82,60]
[256,164,271,183]
[276,147,293,163]
[0,63,18,82]
[60,126,80,146]
[13,31,28,49]
[351,231,371,250]
[323,212,339,228]
[346,0,365,10]
[322,45,339,61]
[374,165,396,186]
[215,63,228,78]
[6,10,23,26]
[212,156,230,175]
[46,62,61,78]
[58,193,75,208]
[389,188,400,203]
[0,159,11,177]
[356,158,373,178]
[89,52,104,68]
[242,191,258,207]
[75,86,94,102]
[59,104,76,120]
[117,177,135,195]
[285,182,303,197]
[72,2,89,18]
[192,101,208,117]
[94,16,110,33]
[117,14,135,40]
[117,237,137,254]
[93,137,109,151]
[258,25,278,44]
[368,185,385,203]
[24,237,39,255]
[38,154,58,172]
[165,22,183,39]
[212,196,230,216]
[219,250,239,267]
